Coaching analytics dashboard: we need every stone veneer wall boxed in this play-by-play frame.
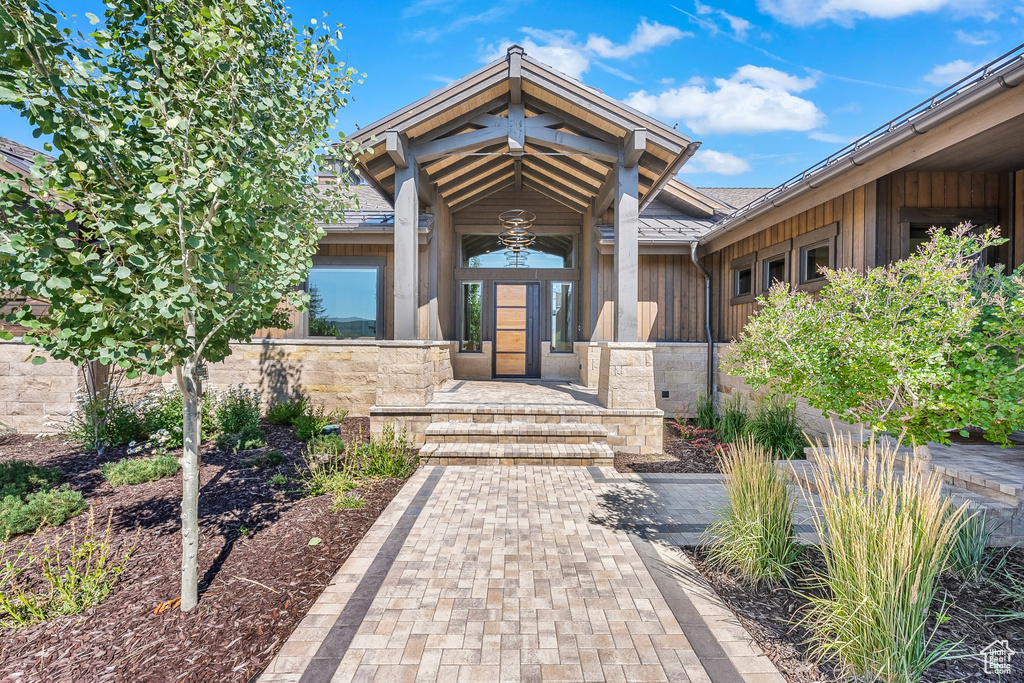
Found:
[0,342,80,434]
[652,343,709,418]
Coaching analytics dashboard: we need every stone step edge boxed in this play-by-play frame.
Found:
[420,442,614,455]
[425,422,609,436]
[372,405,664,417]
[418,442,614,466]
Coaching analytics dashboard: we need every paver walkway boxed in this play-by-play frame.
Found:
[260,466,788,683]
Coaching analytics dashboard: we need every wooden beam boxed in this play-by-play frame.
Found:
[469,113,508,129]
[614,161,639,342]
[526,154,600,195]
[413,125,508,163]
[624,128,646,169]
[521,167,592,208]
[450,179,516,212]
[433,154,509,192]
[514,159,522,193]
[509,47,522,105]
[443,168,515,205]
[525,112,561,128]
[508,102,525,157]
[422,142,505,179]
[418,166,436,205]
[385,130,408,169]
[394,162,419,339]
[447,174,516,211]
[593,168,615,216]
[521,176,587,212]
[438,158,513,197]
[523,125,618,163]
[415,95,507,145]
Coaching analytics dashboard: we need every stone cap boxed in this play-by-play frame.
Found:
[589,341,658,350]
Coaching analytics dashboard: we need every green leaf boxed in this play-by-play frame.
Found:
[68,252,85,266]
[71,126,89,140]
[115,266,131,279]
[31,356,47,366]
[20,271,38,282]
[308,537,321,546]
[55,237,75,249]
[85,12,100,24]
[0,330,12,341]
[139,115,155,127]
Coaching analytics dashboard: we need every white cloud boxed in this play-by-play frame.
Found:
[481,19,689,82]
[924,59,981,86]
[681,149,752,175]
[625,65,825,134]
[955,29,998,44]
[585,19,688,58]
[757,0,992,26]
[694,1,756,39]
[809,131,854,144]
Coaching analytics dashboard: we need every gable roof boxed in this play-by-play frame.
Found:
[696,187,772,211]
[0,136,54,176]
[348,46,700,215]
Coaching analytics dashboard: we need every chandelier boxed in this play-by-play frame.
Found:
[497,208,536,254]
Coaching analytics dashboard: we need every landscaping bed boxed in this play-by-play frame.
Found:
[687,545,1024,683]
[615,419,725,473]
[0,416,412,682]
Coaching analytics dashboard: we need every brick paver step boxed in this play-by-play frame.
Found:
[418,442,614,466]
[424,421,608,445]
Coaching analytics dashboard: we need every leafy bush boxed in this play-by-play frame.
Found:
[214,386,262,435]
[728,225,1024,446]
[215,424,267,453]
[802,433,965,682]
[100,454,180,487]
[139,389,217,447]
[747,397,806,459]
[293,405,347,442]
[695,393,718,431]
[705,437,798,586]
[266,394,309,426]
[0,509,134,627]
[307,434,346,456]
[0,486,87,539]
[329,493,364,512]
[63,389,149,449]
[0,461,61,500]
[945,508,998,584]
[240,450,284,469]
[358,422,416,479]
[717,395,749,443]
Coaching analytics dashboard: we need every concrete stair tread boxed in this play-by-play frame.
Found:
[372,403,663,417]
[425,422,608,436]
[419,442,614,465]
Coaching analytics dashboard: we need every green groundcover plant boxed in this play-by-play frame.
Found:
[727,225,1024,446]
[100,454,180,487]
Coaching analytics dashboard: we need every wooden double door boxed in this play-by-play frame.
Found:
[493,282,540,378]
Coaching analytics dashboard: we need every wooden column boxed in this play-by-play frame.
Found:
[614,160,639,342]
[394,161,419,340]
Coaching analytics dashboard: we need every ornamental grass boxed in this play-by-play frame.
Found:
[801,431,967,682]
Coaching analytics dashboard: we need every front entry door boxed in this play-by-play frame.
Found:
[493,283,540,378]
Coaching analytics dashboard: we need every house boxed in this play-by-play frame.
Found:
[2,44,1022,462]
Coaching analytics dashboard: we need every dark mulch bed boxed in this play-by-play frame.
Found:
[687,546,1024,683]
[0,415,411,682]
[615,419,725,473]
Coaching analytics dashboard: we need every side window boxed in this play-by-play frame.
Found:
[793,223,838,291]
[730,254,756,304]
[306,264,382,339]
[758,240,791,292]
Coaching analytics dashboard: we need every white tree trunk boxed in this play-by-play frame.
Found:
[178,363,203,611]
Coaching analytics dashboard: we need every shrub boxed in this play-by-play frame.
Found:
[240,450,284,469]
[717,395,749,443]
[0,461,61,500]
[704,437,798,586]
[747,397,806,459]
[215,424,267,453]
[801,432,966,682]
[139,389,217,447]
[358,422,416,479]
[0,509,134,627]
[266,395,309,426]
[100,454,180,487]
[307,434,346,457]
[268,473,288,487]
[214,386,262,435]
[695,393,718,431]
[294,405,347,442]
[945,507,998,584]
[63,389,149,449]
[301,453,357,498]
[0,486,87,539]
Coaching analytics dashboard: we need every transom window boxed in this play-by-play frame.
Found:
[461,234,573,269]
[307,265,382,339]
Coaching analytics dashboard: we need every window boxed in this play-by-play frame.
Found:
[793,223,838,290]
[758,240,791,292]
[730,254,755,304]
[307,265,381,338]
[899,208,1000,263]
[460,282,482,352]
[550,282,574,353]
[461,234,574,269]
[801,243,830,283]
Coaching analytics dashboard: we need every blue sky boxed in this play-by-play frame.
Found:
[3,0,1023,189]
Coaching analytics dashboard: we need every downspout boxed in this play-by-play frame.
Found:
[689,241,714,399]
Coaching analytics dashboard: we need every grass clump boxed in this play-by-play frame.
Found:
[717,394,750,443]
[266,395,309,426]
[301,453,357,498]
[100,454,179,487]
[704,437,798,586]
[802,432,966,682]
[358,422,416,479]
[216,424,267,453]
[240,449,284,469]
[695,393,718,431]
[307,434,346,456]
[293,405,347,442]
[747,397,806,459]
[0,461,85,539]
[0,509,134,627]
[329,493,364,512]
[945,507,998,584]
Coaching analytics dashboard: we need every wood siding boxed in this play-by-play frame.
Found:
[595,253,705,342]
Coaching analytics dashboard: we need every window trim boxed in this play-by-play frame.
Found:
[757,239,792,293]
[730,253,756,305]
[897,207,1000,262]
[459,280,484,353]
[305,255,386,340]
[549,281,575,354]
[793,223,838,291]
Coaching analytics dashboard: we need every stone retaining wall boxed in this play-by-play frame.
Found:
[0,342,80,434]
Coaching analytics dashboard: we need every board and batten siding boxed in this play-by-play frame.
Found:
[594,253,706,343]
